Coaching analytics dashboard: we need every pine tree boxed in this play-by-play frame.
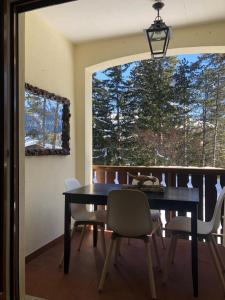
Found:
[191,54,225,167]
[129,57,177,165]
[173,58,195,166]
[92,54,225,168]
[92,74,114,164]
[204,54,225,167]
[102,65,137,165]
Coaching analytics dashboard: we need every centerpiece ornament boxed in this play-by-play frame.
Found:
[124,173,164,193]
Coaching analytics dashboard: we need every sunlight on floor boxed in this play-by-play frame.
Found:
[26,295,47,300]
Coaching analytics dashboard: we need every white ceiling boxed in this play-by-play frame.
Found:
[36,0,225,44]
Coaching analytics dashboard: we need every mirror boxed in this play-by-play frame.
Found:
[25,83,70,156]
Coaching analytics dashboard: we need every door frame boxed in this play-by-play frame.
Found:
[0,1,75,299]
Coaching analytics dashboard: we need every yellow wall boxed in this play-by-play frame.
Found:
[25,12,76,255]
[74,20,225,184]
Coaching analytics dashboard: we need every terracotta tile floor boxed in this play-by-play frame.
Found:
[25,296,47,300]
[26,230,225,300]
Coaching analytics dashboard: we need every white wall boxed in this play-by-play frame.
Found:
[25,12,76,255]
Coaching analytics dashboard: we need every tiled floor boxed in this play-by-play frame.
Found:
[26,230,225,300]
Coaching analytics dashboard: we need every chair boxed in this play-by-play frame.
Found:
[59,178,106,267]
[98,189,158,299]
[132,178,166,249]
[163,187,225,293]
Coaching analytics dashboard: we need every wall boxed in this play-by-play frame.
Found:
[73,20,225,185]
[25,12,76,255]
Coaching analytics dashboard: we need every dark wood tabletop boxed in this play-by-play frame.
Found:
[64,183,199,211]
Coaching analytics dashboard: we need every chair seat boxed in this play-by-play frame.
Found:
[72,208,106,223]
[166,216,213,236]
[151,210,160,222]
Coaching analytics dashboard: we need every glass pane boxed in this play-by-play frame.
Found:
[151,30,166,41]
[25,90,63,150]
[151,39,165,52]
[148,30,167,53]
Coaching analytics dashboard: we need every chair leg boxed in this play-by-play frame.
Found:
[145,238,157,299]
[71,222,77,238]
[118,238,122,256]
[77,225,86,251]
[158,219,166,249]
[128,238,131,245]
[211,235,225,272]
[114,238,121,265]
[163,234,177,284]
[100,225,107,257]
[171,235,178,264]
[207,237,225,294]
[152,233,161,271]
[59,222,77,268]
[98,237,115,292]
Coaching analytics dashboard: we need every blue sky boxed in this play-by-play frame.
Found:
[95,53,201,80]
[177,53,199,62]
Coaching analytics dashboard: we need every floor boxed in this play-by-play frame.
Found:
[25,296,47,300]
[26,230,225,300]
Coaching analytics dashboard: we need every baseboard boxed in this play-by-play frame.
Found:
[25,234,64,264]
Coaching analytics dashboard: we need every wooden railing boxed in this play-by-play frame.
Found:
[93,165,225,242]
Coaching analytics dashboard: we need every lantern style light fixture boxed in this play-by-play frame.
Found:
[144,0,171,59]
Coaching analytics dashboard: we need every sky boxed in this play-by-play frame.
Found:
[177,54,199,62]
[95,53,201,80]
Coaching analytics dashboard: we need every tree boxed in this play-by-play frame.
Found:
[92,54,225,168]
[92,73,114,164]
[129,57,178,165]
[192,54,225,167]
[173,58,194,166]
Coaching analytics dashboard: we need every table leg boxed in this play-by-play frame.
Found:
[191,205,198,297]
[93,204,98,247]
[64,199,71,274]
[93,225,98,247]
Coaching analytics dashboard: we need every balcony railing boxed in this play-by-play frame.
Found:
[93,165,225,243]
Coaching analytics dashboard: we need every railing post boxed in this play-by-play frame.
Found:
[166,172,176,223]
[95,166,106,184]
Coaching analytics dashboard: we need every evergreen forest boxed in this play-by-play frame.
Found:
[92,54,225,168]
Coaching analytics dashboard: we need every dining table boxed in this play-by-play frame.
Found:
[63,183,199,297]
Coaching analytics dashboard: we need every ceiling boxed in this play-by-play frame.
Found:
[36,0,225,44]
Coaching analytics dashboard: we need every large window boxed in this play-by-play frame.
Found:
[92,54,225,167]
